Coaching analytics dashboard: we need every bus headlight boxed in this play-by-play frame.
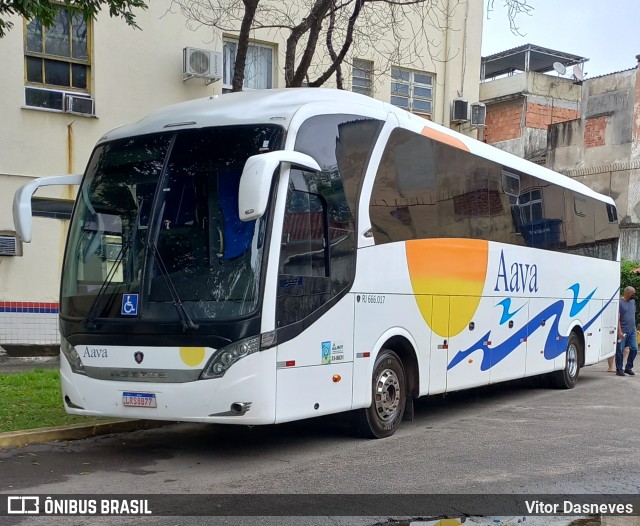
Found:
[200,336,260,380]
[60,337,87,376]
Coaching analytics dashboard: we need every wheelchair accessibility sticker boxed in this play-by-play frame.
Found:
[121,294,139,316]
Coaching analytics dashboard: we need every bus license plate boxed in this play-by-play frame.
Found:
[122,392,157,408]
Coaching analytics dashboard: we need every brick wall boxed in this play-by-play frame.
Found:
[484,99,580,144]
[484,100,523,143]
[584,115,607,148]
[525,102,579,130]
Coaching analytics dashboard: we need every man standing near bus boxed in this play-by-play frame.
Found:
[617,286,637,376]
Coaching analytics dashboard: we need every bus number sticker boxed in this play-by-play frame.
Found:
[361,295,386,305]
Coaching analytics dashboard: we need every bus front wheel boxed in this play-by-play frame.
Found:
[550,332,582,389]
[357,349,406,439]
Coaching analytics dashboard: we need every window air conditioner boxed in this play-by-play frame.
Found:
[183,47,223,82]
[64,94,95,116]
[451,98,469,123]
[0,232,22,256]
[470,102,487,127]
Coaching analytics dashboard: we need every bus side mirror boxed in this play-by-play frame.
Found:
[238,151,321,221]
[13,174,82,242]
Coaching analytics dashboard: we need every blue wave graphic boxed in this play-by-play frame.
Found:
[447,288,618,372]
[496,298,525,325]
[567,284,596,317]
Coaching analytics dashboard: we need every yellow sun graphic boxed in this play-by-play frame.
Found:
[179,347,206,367]
[406,238,488,337]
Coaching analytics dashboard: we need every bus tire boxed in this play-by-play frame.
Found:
[550,332,581,389]
[356,349,406,439]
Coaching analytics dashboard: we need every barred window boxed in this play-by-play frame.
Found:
[390,67,434,116]
[24,6,92,114]
[352,59,373,96]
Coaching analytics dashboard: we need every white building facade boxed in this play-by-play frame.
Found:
[0,0,483,347]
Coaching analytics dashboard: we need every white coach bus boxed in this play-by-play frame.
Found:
[14,89,620,438]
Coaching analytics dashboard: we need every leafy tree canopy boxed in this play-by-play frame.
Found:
[0,0,148,38]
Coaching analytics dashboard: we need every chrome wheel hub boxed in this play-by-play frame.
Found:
[374,368,401,421]
[567,344,578,378]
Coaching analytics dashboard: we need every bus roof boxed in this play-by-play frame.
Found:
[98,88,614,207]
[99,88,384,142]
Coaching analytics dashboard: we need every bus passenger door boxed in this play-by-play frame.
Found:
[489,297,528,383]
[272,171,356,423]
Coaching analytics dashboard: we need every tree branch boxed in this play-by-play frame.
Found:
[309,0,364,87]
[324,1,344,89]
[285,0,333,86]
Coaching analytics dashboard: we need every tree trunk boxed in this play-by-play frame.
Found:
[232,0,260,92]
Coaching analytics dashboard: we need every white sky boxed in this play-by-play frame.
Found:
[482,0,640,78]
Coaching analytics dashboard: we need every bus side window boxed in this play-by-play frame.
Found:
[277,188,331,327]
[276,114,382,328]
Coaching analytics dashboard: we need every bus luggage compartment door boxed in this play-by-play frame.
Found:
[599,298,618,360]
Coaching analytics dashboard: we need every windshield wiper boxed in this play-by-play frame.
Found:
[84,241,127,329]
[149,240,199,331]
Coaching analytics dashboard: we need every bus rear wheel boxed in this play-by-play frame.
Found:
[357,349,406,439]
[550,332,582,389]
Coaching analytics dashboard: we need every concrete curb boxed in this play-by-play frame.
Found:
[0,420,170,449]
[0,355,59,366]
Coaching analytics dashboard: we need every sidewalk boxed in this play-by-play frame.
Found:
[0,343,59,371]
[0,354,169,448]
[0,355,59,373]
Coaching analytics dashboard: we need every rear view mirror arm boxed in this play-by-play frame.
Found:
[13,174,82,242]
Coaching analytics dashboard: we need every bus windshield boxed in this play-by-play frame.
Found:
[61,125,284,324]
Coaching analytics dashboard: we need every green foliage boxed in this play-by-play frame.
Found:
[620,258,640,294]
[0,0,148,38]
[0,369,110,433]
[620,258,640,325]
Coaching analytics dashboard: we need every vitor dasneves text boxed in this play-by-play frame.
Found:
[525,500,634,514]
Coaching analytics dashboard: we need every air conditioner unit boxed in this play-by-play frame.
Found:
[470,102,487,127]
[0,232,22,257]
[451,98,469,123]
[64,94,95,116]
[183,47,222,82]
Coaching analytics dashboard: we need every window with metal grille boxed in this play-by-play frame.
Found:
[24,5,92,113]
[390,67,434,116]
[352,59,373,96]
